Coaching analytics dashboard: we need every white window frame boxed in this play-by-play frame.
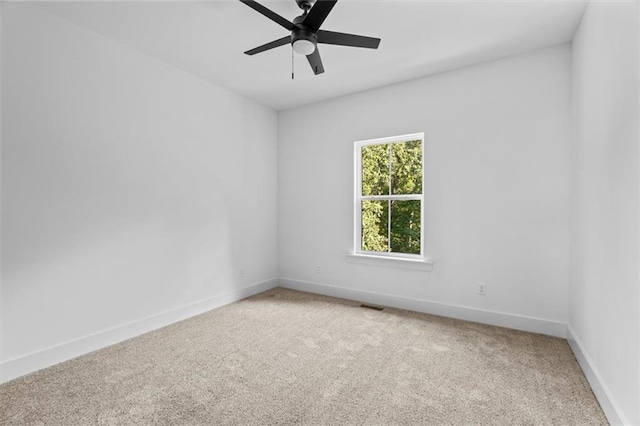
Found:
[353,132,425,261]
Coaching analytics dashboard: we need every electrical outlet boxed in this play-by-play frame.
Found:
[239,269,244,278]
[316,264,321,273]
[478,282,486,296]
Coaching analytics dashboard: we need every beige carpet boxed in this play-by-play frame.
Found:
[1,288,607,425]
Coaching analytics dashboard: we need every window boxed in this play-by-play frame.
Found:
[355,133,424,259]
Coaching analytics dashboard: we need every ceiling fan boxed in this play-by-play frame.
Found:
[239,0,381,76]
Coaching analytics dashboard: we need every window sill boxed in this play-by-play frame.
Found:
[345,253,434,271]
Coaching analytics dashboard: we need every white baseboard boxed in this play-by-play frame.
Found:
[566,324,627,426]
[0,278,278,384]
[278,278,567,338]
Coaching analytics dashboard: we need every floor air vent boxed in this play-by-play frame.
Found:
[360,304,384,311]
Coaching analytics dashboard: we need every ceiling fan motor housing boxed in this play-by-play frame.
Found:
[291,15,317,55]
[291,29,317,55]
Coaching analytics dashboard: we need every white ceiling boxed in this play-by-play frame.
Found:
[35,0,587,111]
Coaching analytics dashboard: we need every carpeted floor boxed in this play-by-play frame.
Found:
[1,288,607,425]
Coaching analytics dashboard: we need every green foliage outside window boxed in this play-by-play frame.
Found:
[361,140,422,255]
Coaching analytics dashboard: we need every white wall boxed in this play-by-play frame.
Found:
[569,1,639,424]
[1,4,278,382]
[0,0,4,383]
[278,45,572,336]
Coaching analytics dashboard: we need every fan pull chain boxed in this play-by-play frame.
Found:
[291,46,295,80]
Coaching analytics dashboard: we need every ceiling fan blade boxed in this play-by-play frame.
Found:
[317,30,380,49]
[244,36,291,55]
[302,0,337,32]
[239,0,294,31]
[306,48,325,75]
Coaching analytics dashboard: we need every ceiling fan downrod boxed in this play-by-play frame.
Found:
[295,0,316,13]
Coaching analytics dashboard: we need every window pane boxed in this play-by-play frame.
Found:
[361,144,390,196]
[390,200,421,254]
[361,200,389,252]
[391,140,422,195]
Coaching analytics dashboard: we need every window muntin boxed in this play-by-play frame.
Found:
[355,133,424,258]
